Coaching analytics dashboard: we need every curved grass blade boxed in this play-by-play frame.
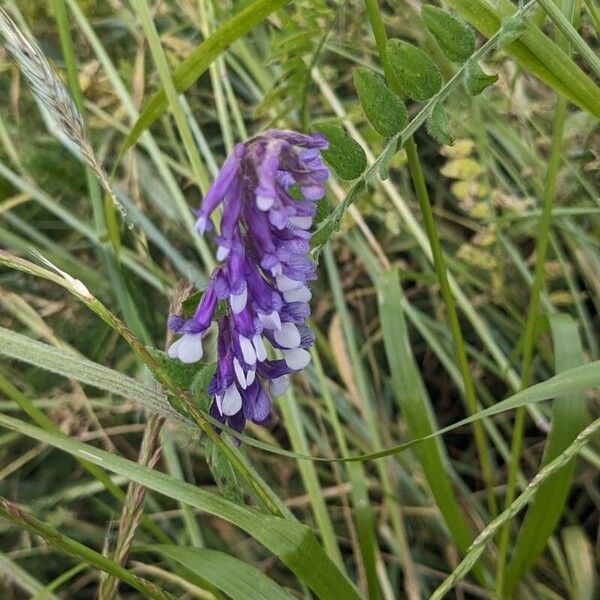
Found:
[2,321,600,466]
[444,0,600,119]
[148,546,296,600]
[0,413,362,600]
[430,417,600,599]
[376,271,477,558]
[505,314,588,592]
[121,0,289,155]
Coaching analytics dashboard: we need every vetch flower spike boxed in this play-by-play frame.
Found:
[168,130,328,436]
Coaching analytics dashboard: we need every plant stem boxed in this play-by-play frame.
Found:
[362,0,498,519]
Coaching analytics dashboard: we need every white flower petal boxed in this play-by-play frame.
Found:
[256,195,274,211]
[276,274,302,292]
[253,334,267,362]
[221,384,242,416]
[284,285,312,303]
[269,375,290,397]
[283,347,311,370]
[215,394,223,416]
[258,310,282,331]
[289,216,312,230]
[176,333,204,363]
[167,337,183,359]
[239,336,257,365]
[246,369,256,386]
[216,245,230,261]
[233,358,247,389]
[230,286,247,314]
[270,263,283,276]
[274,323,301,349]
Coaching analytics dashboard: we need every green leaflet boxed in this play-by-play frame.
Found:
[421,5,475,62]
[387,39,442,101]
[353,67,407,137]
[426,103,453,145]
[465,61,499,95]
[312,121,367,180]
[120,0,289,154]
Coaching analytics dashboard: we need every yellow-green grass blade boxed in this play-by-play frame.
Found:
[148,546,296,600]
[0,412,362,600]
[121,0,289,154]
[505,314,588,592]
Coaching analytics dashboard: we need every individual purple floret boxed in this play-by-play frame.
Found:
[168,130,328,435]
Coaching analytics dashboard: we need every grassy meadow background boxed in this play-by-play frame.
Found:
[0,0,599,598]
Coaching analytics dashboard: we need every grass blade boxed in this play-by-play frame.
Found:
[376,271,479,562]
[444,0,600,119]
[430,417,600,599]
[149,546,296,600]
[121,0,289,153]
[0,497,173,600]
[505,314,588,591]
[0,413,362,600]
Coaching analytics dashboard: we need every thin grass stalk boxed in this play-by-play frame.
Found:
[64,0,213,269]
[0,6,123,217]
[99,413,166,600]
[52,0,151,344]
[432,416,600,599]
[362,0,498,520]
[495,62,570,600]
[197,0,234,153]
[310,347,387,598]
[130,0,210,193]
[277,386,345,568]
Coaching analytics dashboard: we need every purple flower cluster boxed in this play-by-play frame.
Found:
[168,130,328,434]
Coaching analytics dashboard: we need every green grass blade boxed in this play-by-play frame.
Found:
[562,526,597,600]
[430,417,600,599]
[444,0,600,119]
[149,546,296,600]
[0,413,362,600]
[505,314,588,591]
[0,326,194,431]
[0,550,61,600]
[0,497,173,600]
[121,0,289,153]
[278,386,345,568]
[376,271,478,559]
